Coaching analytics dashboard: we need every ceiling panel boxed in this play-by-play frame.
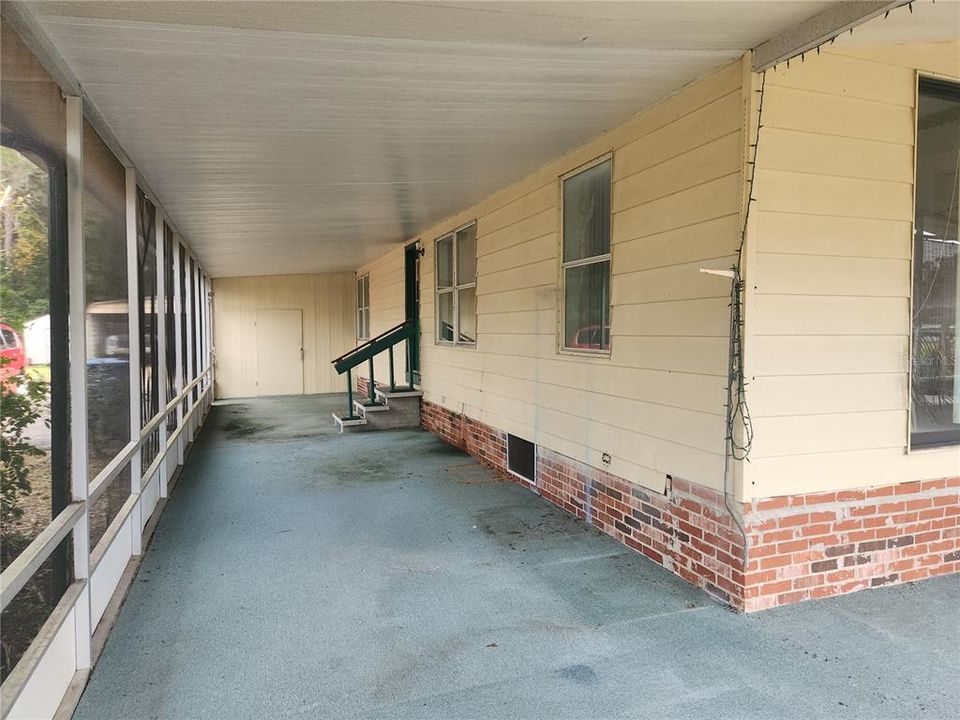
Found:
[27,1,856,276]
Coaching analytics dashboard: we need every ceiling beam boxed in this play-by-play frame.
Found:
[752,0,908,71]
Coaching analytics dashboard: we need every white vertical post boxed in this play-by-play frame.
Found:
[184,252,194,441]
[204,273,211,401]
[65,96,92,670]
[954,242,960,423]
[155,210,168,498]
[174,238,184,465]
[125,168,143,555]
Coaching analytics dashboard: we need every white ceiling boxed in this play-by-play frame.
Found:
[22,1,946,276]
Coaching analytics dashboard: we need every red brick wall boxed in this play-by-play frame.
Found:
[420,401,508,474]
[742,478,960,611]
[538,447,746,607]
[356,375,374,400]
[421,400,960,612]
[422,400,746,608]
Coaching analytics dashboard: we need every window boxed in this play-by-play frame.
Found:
[0,327,17,348]
[356,274,370,340]
[507,434,536,482]
[561,157,612,352]
[435,221,476,345]
[911,78,960,448]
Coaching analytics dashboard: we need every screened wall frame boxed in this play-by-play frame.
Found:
[557,152,614,358]
[434,220,477,347]
[0,94,215,719]
[356,273,371,341]
[907,73,960,451]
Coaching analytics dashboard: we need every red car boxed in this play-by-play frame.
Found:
[1,323,27,379]
[568,325,610,351]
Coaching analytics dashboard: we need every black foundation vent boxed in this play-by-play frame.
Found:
[507,434,535,482]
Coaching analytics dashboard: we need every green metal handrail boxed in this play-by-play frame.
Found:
[331,319,417,418]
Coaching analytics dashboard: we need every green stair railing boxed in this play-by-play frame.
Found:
[331,319,417,419]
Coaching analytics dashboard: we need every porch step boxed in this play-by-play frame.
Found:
[375,387,423,401]
[334,387,422,433]
[354,400,389,417]
[332,413,367,432]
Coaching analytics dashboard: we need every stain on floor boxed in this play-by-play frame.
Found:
[73,393,960,720]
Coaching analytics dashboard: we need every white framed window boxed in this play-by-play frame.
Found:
[435,221,476,346]
[560,155,612,353]
[356,273,370,341]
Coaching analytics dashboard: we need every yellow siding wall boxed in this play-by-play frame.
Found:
[213,273,355,398]
[357,246,409,386]
[744,41,960,498]
[359,61,747,494]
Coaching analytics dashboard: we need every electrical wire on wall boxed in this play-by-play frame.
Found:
[719,70,764,564]
[718,0,923,565]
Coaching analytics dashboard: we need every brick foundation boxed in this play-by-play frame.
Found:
[421,400,960,612]
[355,375,375,400]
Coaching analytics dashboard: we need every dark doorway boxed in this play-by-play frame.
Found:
[404,241,421,385]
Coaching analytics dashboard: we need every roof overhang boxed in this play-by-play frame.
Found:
[6,1,958,276]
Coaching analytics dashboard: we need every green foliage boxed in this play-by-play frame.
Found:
[1,146,50,331]
[0,360,49,525]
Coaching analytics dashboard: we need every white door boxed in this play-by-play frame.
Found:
[255,309,304,396]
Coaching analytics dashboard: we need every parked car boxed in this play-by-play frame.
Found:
[568,324,610,351]
[0,323,26,379]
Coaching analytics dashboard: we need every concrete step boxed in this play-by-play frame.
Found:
[332,412,367,433]
[334,388,421,432]
[354,400,389,418]
[375,387,423,401]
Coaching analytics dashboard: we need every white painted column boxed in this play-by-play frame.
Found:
[954,248,960,424]
[125,168,143,556]
[174,238,185,465]
[204,273,212,401]
[184,252,194,441]
[155,210,168,498]
[65,95,92,670]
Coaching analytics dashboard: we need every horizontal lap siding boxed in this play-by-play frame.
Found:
[357,245,408,387]
[360,60,746,493]
[212,273,355,397]
[746,42,960,498]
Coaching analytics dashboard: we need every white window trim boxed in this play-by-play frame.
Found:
[435,220,477,347]
[356,273,370,341]
[558,153,613,357]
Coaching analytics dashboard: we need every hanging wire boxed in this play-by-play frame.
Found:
[720,70,766,562]
[727,70,765,464]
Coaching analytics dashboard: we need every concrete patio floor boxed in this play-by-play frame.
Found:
[73,394,960,720]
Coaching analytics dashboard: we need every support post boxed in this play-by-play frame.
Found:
[388,346,395,392]
[155,210,167,499]
[65,95,92,670]
[368,358,375,404]
[125,167,143,556]
[405,337,412,388]
[347,369,354,417]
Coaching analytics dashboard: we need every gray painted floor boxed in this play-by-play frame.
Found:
[74,394,960,720]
